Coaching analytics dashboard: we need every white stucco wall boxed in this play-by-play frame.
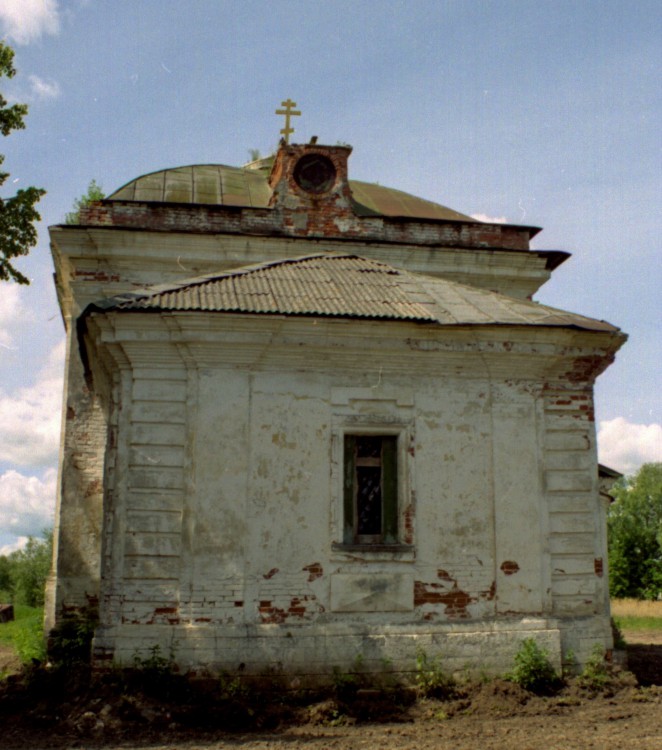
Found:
[85,314,615,677]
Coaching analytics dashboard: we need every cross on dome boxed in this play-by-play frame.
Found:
[275,98,301,143]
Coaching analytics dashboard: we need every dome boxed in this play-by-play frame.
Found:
[108,163,476,223]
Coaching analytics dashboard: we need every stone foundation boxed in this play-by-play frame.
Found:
[89,617,612,681]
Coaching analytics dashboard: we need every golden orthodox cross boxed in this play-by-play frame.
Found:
[275,98,301,144]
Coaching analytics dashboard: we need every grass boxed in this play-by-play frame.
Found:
[611,598,662,633]
[0,604,47,666]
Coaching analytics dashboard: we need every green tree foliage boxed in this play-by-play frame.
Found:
[64,179,105,224]
[0,42,45,284]
[608,463,662,600]
[0,554,12,594]
[0,530,53,607]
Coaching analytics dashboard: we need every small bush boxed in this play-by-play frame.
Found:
[577,645,610,691]
[506,638,560,694]
[561,648,576,677]
[132,643,176,676]
[126,642,190,701]
[331,664,359,700]
[415,648,456,699]
[216,670,248,700]
[48,610,97,667]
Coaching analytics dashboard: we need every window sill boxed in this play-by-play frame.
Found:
[331,542,415,563]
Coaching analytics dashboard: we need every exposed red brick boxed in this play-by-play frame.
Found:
[565,355,614,385]
[485,580,497,600]
[403,504,415,544]
[84,478,102,498]
[500,561,520,576]
[594,558,604,577]
[75,195,533,250]
[92,651,114,661]
[73,269,120,283]
[263,567,279,579]
[302,562,323,582]
[414,580,474,618]
[258,594,319,624]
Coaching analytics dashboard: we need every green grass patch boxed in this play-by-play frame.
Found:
[0,605,46,664]
[613,615,662,632]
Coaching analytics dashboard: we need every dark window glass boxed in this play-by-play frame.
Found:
[356,465,382,534]
[343,434,398,545]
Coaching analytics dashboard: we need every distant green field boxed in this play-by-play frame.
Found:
[613,615,662,632]
[611,598,662,633]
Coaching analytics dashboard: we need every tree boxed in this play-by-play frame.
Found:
[608,463,662,600]
[0,530,53,607]
[0,554,12,598]
[9,530,53,607]
[64,179,105,224]
[0,42,45,284]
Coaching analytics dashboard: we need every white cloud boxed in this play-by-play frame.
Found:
[0,0,60,45]
[598,417,662,476]
[0,283,34,349]
[0,468,56,548]
[28,73,60,100]
[0,536,30,556]
[470,213,509,224]
[0,339,65,467]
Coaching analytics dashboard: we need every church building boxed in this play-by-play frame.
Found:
[47,109,626,678]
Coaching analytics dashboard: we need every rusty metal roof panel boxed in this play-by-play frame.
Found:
[101,254,621,334]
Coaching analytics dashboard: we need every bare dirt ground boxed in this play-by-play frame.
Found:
[1,633,661,750]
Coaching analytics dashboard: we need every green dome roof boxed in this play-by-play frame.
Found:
[108,163,475,223]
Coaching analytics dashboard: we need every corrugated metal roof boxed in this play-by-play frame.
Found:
[112,255,438,321]
[107,164,475,221]
[100,254,620,333]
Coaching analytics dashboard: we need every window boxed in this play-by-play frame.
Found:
[343,434,398,545]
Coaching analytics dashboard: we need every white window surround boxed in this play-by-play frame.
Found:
[330,413,415,563]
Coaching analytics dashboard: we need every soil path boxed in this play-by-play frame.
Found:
[1,635,661,749]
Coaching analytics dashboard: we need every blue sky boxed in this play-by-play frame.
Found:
[0,0,660,552]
